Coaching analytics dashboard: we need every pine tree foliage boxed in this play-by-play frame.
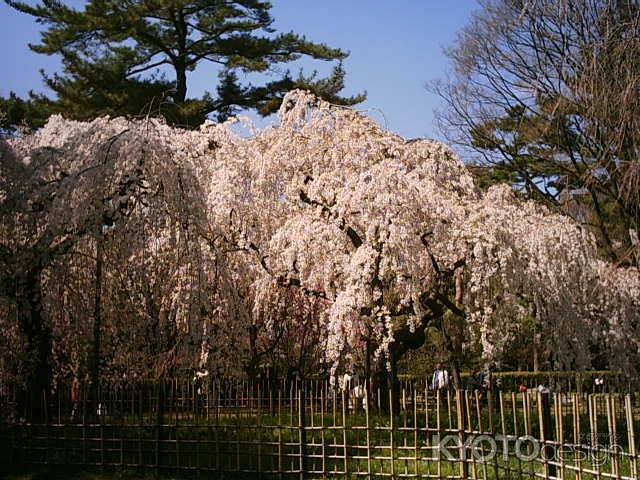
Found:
[7,0,365,126]
[0,91,54,133]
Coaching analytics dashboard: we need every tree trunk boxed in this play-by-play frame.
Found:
[174,64,187,103]
[91,235,103,419]
[16,269,52,422]
[365,337,372,410]
[371,351,401,415]
[390,351,400,414]
[449,358,463,390]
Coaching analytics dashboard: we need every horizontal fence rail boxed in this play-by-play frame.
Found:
[1,379,640,479]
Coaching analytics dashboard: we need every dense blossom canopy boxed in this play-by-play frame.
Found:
[1,91,639,385]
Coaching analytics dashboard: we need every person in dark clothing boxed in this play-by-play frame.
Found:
[466,370,484,391]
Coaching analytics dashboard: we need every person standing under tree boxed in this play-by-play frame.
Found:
[70,376,80,420]
[431,364,450,391]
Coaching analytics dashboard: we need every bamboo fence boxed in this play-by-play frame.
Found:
[1,378,639,479]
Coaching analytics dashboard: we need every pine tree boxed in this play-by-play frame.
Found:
[0,91,54,133]
[8,0,365,126]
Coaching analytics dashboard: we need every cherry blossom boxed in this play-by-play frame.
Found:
[1,91,638,393]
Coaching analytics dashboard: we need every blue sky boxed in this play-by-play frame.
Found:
[0,0,478,139]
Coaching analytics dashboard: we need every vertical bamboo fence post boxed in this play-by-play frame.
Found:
[589,394,602,480]
[606,394,619,480]
[555,393,565,480]
[413,387,419,478]
[573,393,583,480]
[456,389,466,480]
[257,384,262,478]
[277,388,283,479]
[310,381,317,475]
[214,381,220,474]
[625,394,637,480]
[342,388,348,480]
[365,383,372,478]
[390,385,396,480]
[298,387,307,480]
[498,391,509,480]
[538,390,557,479]
[320,383,327,479]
